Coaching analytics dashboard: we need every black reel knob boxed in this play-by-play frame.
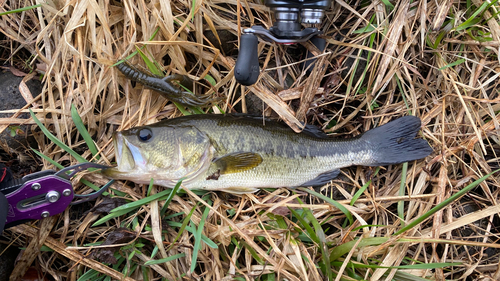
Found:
[235,33,260,86]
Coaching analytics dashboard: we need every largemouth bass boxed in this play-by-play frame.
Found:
[103,115,432,194]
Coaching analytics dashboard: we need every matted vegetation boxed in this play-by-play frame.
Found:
[1,0,500,280]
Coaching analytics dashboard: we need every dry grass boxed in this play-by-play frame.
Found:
[1,0,500,280]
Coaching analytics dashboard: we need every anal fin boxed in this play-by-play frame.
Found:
[300,170,341,187]
[224,186,260,194]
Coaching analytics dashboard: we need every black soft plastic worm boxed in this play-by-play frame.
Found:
[116,62,219,107]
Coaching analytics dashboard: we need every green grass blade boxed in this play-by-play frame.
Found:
[455,1,490,31]
[299,187,354,225]
[30,109,87,163]
[288,208,320,245]
[214,104,225,114]
[395,76,411,115]
[167,221,218,249]
[188,106,205,115]
[204,75,216,86]
[166,205,197,251]
[174,102,192,116]
[80,178,111,196]
[345,48,360,98]
[331,261,460,269]
[71,104,100,160]
[150,246,159,259]
[113,27,160,67]
[0,4,41,16]
[431,20,453,49]
[92,208,133,226]
[190,0,196,21]
[391,271,431,281]
[380,0,394,10]
[351,167,379,205]
[136,47,162,76]
[141,266,149,281]
[77,269,101,281]
[438,58,466,70]
[31,148,64,169]
[241,242,263,264]
[164,212,184,220]
[330,237,388,261]
[394,169,500,235]
[146,178,154,197]
[190,200,211,272]
[395,262,461,269]
[355,30,375,96]
[112,180,183,212]
[301,205,332,280]
[398,162,408,227]
[160,178,183,216]
[353,23,377,34]
[351,224,386,232]
[144,253,186,265]
[201,235,217,249]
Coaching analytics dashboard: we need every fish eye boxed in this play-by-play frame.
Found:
[137,128,153,142]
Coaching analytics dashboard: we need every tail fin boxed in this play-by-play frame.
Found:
[361,116,432,166]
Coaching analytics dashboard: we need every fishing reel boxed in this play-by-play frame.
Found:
[235,0,331,86]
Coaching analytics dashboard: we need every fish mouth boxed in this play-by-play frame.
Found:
[102,132,136,178]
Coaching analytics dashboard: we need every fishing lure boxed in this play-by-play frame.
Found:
[116,62,218,107]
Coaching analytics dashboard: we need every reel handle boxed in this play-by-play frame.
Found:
[303,36,326,73]
[235,33,260,86]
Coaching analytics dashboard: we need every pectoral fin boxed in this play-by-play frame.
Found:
[213,152,262,174]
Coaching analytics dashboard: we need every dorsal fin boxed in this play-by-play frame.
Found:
[300,123,329,139]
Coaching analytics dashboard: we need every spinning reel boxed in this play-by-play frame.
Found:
[235,0,331,86]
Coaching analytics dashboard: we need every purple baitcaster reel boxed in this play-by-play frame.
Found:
[0,163,113,234]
